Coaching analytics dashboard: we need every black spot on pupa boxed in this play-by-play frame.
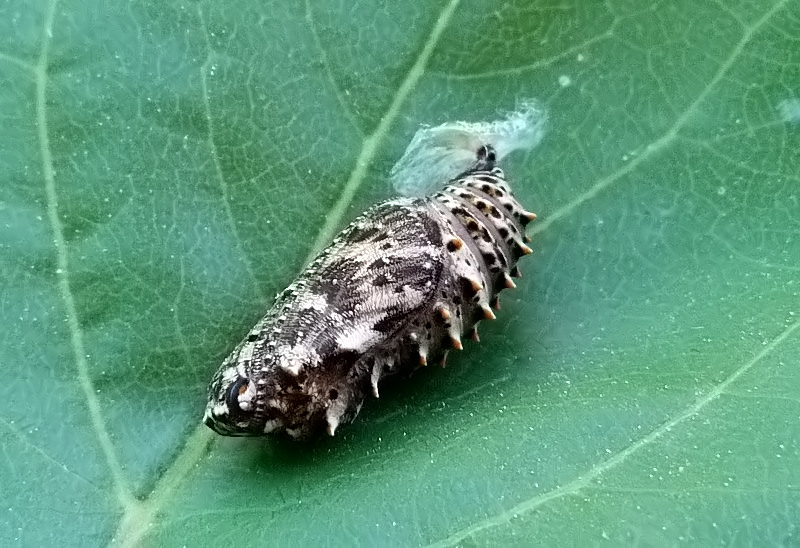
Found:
[349,226,381,242]
[460,277,480,298]
[373,310,408,333]
[369,258,387,270]
[497,251,508,267]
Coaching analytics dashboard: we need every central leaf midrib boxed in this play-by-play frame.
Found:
[302,0,463,263]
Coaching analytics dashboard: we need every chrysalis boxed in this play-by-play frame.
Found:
[203,105,545,440]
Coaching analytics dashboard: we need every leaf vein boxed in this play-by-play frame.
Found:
[304,0,365,137]
[427,318,800,547]
[0,417,99,490]
[302,0,462,263]
[35,0,136,511]
[197,6,266,300]
[434,23,617,81]
[0,50,35,71]
[530,0,790,236]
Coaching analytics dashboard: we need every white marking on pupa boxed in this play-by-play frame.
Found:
[370,363,382,398]
[212,403,229,416]
[237,379,257,410]
[239,341,256,366]
[267,398,284,410]
[335,322,382,353]
[276,345,316,376]
[263,419,283,434]
[297,292,329,312]
[326,411,340,436]
[217,366,240,389]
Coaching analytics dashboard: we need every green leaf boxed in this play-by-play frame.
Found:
[2,0,799,546]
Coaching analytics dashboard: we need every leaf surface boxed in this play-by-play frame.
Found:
[1,0,799,546]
